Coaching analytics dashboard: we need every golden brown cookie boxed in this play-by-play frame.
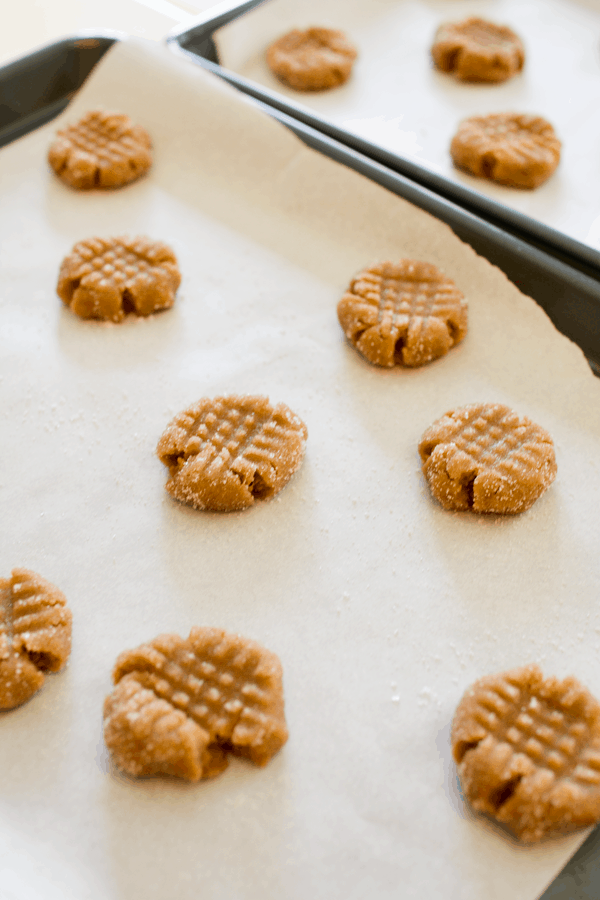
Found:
[432,17,524,83]
[103,627,288,781]
[266,27,357,91]
[337,260,467,368]
[57,236,181,322]
[419,403,556,514]
[0,569,72,710]
[452,665,600,842]
[450,113,561,189]
[48,109,152,189]
[157,395,308,511]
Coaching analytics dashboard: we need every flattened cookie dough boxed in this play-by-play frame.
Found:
[453,665,600,842]
[337,260,467,368]
[451,113,561,189]
[48,109,152,189]
[57,236,181,322]
[0,569,72,709]
[432,17,524,83]
[266,27,357,91]
[419,403,556,514]
[104,627,288,781]
[157,395,308,511]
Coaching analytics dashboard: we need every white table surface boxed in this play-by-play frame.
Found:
[1,0,218,65]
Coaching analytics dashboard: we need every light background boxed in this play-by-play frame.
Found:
[0,0,215,65]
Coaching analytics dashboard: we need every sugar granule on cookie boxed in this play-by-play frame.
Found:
[103,627,288,781]
[452,665,600,842]
[157,395,308,512]
[0,569,72,710]
[337,260,467,368]
[48,109,152,189]
[57,236,181,322]
[450,113,561,189]
[419,403,556,514]
[266,27,357,91]
[432,17,525,83]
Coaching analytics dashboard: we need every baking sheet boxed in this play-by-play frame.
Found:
[215,0,600,252]
[1,37,600,900]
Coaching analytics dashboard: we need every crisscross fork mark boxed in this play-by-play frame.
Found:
[0,578,13,644]
[189,406,267,461]
[454,408,546,465]
[462,21,512,47]
[472,683,598,783]
[187,404,291,471]
[377,276,443,326]
[116,637,271,736]
[1,576,57,650]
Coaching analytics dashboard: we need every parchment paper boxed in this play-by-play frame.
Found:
[216,0,600,250]
[1,37,600,900]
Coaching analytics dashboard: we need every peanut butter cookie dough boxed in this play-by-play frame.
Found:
[157,395,308,511]
[0,569,72,709]
[419,403,557,514]
[337,260,467,368]
[57,236,181,322]
[104,627,288,781]
[432,17,524,83]
[453,665,600,842]
[266,27,357,91]
[451,113,561,189]
[48,109,152,189]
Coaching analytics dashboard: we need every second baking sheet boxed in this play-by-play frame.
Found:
[216,0,600,253]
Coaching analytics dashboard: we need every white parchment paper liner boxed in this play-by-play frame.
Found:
[1,37,600,900]
[216,0,600,250]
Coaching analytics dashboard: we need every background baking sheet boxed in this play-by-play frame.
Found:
[2,37,600,900]
[214,0,600,259]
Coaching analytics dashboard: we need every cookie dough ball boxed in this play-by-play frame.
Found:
[432,17,524,83]
[266,27,357,91]
[104,627,288,781]
[57,236,181,322]
[157,395,308,511]
[337,259,467,368]
[450,113,561,189]
[0,569,72,709]
[48,109,152,189]
[453,665,600,842]
[419,403,557,514]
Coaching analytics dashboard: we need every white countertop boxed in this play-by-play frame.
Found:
[1,0,218,65]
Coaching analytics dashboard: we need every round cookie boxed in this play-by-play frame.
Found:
[337,259,467,368]
[450,113,561,189]
[104,627,288,781]
[432,17,524,83]
[266,27,357,91]
[419,403,556,514]
[453,665,600,842]
[57,236,181,322]
[0,569,72,710]
[156,395,308,511]
[48,109,152,189]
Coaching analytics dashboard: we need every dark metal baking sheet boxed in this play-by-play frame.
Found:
[168,0,600,282]
[1,32,599,900]
[167,8,600,373]
[0,33,119,149]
